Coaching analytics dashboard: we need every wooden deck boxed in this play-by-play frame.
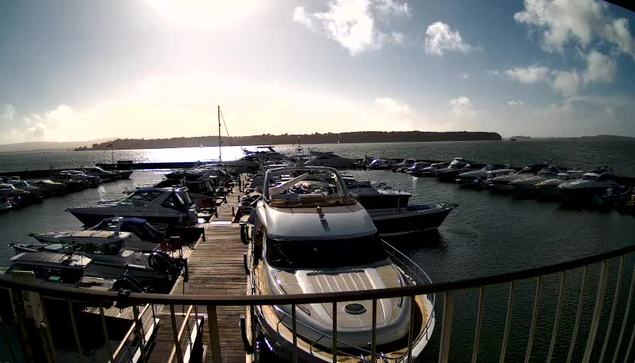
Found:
[148,189,248,363]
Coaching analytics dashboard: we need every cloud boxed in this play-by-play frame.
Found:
[425,22,477,56]
[2,104,16,120]
[462,73,469,79]
[507,100,525,107]
[449,96,475,116]
[0,74,431,144]
[292,0,410,55]
[514,0,635,58]
[583,50,616,84]
[374,97,412,115]
[292,7,313,28]
[506,50,616,96]
[551,70,581,97]
[506,66,550,84]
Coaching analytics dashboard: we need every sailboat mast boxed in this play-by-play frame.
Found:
[218,105,222,162]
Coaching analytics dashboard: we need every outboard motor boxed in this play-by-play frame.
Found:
[112,274,147,293]
[148,250,180,276]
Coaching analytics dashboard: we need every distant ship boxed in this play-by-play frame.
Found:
[510,138,517,142]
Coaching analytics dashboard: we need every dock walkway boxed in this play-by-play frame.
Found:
[148,189,248,363]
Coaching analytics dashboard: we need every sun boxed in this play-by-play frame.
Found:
[146,0,262,30]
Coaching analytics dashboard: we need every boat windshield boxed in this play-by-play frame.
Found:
[266,168,351,206]
[266,235,387,269]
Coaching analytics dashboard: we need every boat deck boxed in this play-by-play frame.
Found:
[147,189,248,363]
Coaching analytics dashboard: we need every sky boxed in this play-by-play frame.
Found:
[1,0,635,144]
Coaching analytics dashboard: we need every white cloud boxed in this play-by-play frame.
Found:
[486,70,500,76]
[425,22,476,56]
[292,7,313,28]
[449,96,474,116]
[2,104,16,120]
[506,66,550,84]
[292,0,410,55]
[514,0,635,58]
[0,74,429,144]
[374,97,412,115]
[583,50,616,84]
[551,70,581,97]
[462,73,469,79]
[507,100,525,107]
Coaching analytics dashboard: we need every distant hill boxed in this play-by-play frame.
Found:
[0,139,112,153]
[80,131,503,150]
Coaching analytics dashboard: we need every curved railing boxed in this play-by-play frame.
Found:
[2,243,635,362]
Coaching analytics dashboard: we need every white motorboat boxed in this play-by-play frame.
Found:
[534,170,584,198]
[558,170,628,204]
[245,166,435,362]
[305,152,355,168]
[30,217,163,252]
[67,187,198,227]
[487,163,548,191]
[409,162,448,177]
[456,164,509,187]
[509,166,566,194]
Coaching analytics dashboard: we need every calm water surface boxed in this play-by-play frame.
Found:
[1,139,634,362]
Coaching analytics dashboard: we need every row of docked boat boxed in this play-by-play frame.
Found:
[394,157,631,208]
[0,167,132,213]
[3,165,236,297]
[241,165,436,362]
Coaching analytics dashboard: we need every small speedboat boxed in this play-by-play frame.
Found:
[245,165,435,362]
[456,164,509,188]
[11,237,183,292]
[3,252,147,295]
[509,166,566,195]
[345,178,411,210]
[31,179,69,197]
[435,158,479,181]
[487,163,548,191]
[558,171,628,205]
[534,170,584,199]
[305,152,356,168]
[30,217,163,252]
[67,187,199,227]
[154,168,222,208]
[368,202,457,237]
[410,162,448,177]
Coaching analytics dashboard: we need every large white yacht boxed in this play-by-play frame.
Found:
[245,166,435,362]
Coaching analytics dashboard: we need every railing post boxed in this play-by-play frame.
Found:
[170,304,184,363]
[525,276,543,363]
[472,287,485,363]
[207,305,223,363]
[439,291,455,363]
[292,304,298,363]
[547,271,567,363]
[599,257,624,362]
[132,304,147,363]
[500,281,516,363]
[407,295,416,363]
[98,302,114,363]
[332,302,338,363]
[67,298,85,363]
[582,260,609,363]
[567,265,589,363]
[371,298,377,362]
[612,264,635,363]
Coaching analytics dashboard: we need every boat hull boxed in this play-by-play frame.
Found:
[369,203,456,237]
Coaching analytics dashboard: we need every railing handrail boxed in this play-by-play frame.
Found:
[2,243,634,305]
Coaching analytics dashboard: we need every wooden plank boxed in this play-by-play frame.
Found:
[147,188,248,363]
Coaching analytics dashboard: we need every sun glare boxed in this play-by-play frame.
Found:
[146,0,262,29]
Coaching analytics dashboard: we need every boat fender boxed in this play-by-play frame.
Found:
[240,224,248,244]
[239,314,254,354]
[243,254,249,275]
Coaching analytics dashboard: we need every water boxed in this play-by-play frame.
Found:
[1,139,635,362]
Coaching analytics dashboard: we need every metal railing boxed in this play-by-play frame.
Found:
[2,243,635,363]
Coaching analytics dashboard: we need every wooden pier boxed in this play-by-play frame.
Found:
[147,189,248,363]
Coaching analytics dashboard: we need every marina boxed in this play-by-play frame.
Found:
[1,141,635,362]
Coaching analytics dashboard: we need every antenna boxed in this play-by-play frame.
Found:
[218,105,222,162]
